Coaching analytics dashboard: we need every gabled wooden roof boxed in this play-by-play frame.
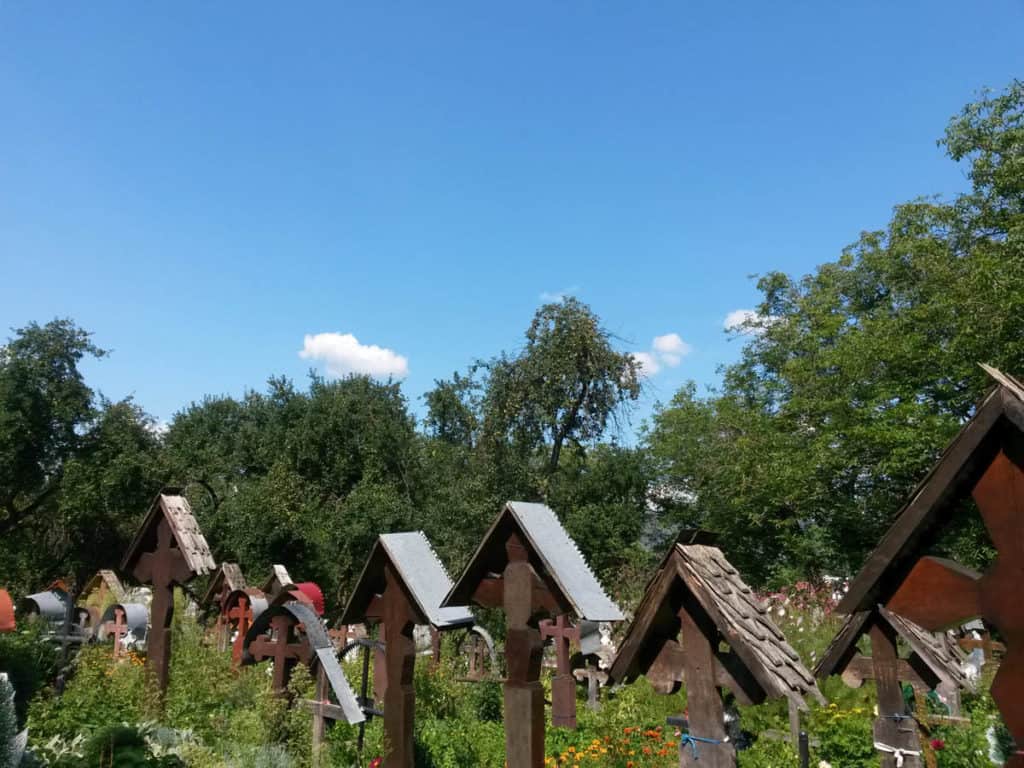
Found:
[839,367,1024,614]
[443,501,623,622]
[202,563,247,607]
[341,532,474,629]
[80,570,127,604]
[815,605,971,692]
[261,565,294,598]
[121,490,216,577]
[609,532,823,708]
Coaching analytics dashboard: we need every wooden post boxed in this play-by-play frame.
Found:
[678,602,733,768]
[380,563,416,768]
[312,664,328,768]
[503,533,545,768]
[870,623,920,768]
[788,697,801,750]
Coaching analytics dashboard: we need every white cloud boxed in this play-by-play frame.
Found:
[631,351,660,377]
[632,333,692,378]
[724,309,777,334]
[539,285,580,302]
[299,332,409,379]
[651,333,692,367]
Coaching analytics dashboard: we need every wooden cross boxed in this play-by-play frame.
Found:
[227,594,256,667]
[888,451,1024,768]
[248,613,312,692]
[102,607,130,659]
[496,532,555,768]
[573,662,606,711]
[364,563,417,768]
[958,631,1006,663]
[302,665,353,768]
[540,615,579,728]
[132,517,193,693]
[676,597,734,768]
[466,633,488,681]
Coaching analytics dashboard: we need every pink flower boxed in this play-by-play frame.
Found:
[930,739,945,751]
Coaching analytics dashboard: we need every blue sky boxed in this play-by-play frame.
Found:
[1,2,1021,435]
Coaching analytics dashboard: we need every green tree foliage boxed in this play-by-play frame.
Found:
[0,321,164,593]
[647,81,1024,584]
[165,375,420,609]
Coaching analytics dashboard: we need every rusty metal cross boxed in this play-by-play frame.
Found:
[102,607,129,659]
[248,613,312,692]
[540,614,580,728]
[889,451,1024,767]
[227,595,255,667]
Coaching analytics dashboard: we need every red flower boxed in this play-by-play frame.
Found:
[369,758,383,768]
[930,739,945,751]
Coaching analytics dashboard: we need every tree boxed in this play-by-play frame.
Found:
[0,319,105,538]
[481,298,642,475]
[646,81,1024,584]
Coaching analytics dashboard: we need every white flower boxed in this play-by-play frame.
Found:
[818,761,832,768]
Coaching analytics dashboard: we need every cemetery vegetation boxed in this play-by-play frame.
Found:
[0,80,1021,765]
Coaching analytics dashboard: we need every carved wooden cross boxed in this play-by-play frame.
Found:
[888,451,1024,768]
[364,563,417,768]
[495,532,557,768]
[102,607,129,659]
[540,614,579,728]
[676,599,734,768]
[132,517,193,692]
[248,613,312,692]
[227,595,256,667]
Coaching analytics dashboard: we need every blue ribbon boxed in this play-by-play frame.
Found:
[679,733,723,760]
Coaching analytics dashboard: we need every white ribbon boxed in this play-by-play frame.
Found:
[873,742,921,767]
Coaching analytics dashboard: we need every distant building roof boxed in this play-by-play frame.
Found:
[341,531,474,629]
[444,501,623,622]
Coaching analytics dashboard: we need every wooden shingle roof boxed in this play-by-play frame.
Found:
[121,490,216,577]
[443,501,623,622]
[80,570,127,604]
[202,563,247,607]
[815,605,971,692]
[610,532,823,708]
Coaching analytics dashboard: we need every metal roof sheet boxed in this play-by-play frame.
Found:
[379,532,475,628]
[506,502,623,622]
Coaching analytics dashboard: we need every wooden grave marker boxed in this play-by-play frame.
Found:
[121,489,216,695]
[443,501,624,768]
[838,366,1024,768]
[341,531,474,768]
[816,606,972,768]
[608,530,823,768]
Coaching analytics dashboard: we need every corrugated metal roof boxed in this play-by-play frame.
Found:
[506,502,623,622]
[314,647,365,724]
[341,531,474,629]
[380,532,475,628]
